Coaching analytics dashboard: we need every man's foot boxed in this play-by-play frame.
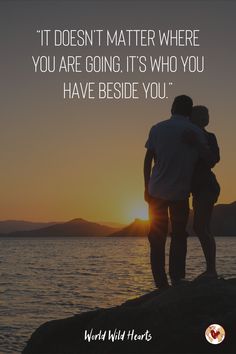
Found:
[194,271,218,281]
[155,280,170,291]
[171,278,190,287]
[158,283,171,291]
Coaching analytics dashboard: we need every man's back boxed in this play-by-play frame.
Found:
[145,115,205,200]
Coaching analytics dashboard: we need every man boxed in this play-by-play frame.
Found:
[144,95,215,289]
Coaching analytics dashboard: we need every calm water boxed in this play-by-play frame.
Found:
[0,236,236,353]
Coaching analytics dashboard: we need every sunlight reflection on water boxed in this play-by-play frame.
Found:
[0,236,235,353]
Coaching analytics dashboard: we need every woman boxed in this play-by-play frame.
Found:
[190,105,220,279]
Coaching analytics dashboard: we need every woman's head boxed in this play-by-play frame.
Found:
[191,105,209,128]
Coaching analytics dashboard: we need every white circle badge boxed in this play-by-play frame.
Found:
[205,324,225,344]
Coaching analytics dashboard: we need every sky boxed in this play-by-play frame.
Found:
[0,0,236,223]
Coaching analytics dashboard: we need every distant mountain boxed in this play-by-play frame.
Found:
[99,221,126,229]
[109,218,149,237]
[0,220,57,234]
[3,218,117,237]
[211,202,236,236]
[1,201,236,238]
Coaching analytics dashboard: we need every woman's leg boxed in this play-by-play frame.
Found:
[193,195,217,275]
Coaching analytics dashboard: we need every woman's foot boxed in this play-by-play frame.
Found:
[194,271,218,281]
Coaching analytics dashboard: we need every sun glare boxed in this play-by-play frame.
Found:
[125,202,149,223]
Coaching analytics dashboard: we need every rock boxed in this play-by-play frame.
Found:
[23,278,236,354]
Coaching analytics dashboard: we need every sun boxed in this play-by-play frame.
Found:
[125,202,149,223]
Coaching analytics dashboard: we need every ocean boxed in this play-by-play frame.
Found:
[0,236,235,353]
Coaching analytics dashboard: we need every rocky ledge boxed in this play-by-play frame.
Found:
[23,278,236,354]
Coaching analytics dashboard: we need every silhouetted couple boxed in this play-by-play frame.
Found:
[144,95,220,289]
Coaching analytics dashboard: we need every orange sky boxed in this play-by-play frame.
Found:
[1,1,235,224]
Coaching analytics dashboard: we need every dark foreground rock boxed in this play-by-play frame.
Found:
[23,278,236,354]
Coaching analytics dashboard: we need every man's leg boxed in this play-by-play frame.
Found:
[148,198,169,288]
[169,199,189,283]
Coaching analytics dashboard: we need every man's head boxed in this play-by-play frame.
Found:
[191,105,209,128]
[171,95,193,117]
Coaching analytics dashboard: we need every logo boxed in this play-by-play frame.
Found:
[205,324,225,344]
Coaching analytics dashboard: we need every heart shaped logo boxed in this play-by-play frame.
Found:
[205,324,225,345]
[211,329,220,339]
